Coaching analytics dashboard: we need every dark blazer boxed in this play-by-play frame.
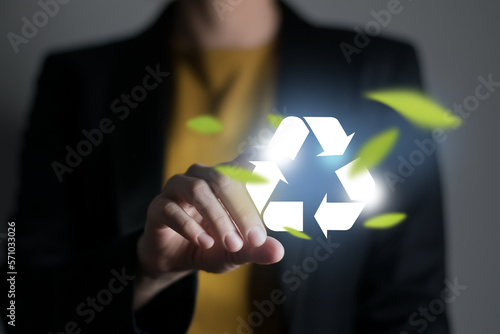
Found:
[2,2,449,333]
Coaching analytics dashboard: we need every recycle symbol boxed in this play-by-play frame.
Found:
[246,116,376,237]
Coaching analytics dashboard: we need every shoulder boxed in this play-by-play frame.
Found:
[310,21,418,68]
[41,4,171,77]
[281,3,417,57]
[40,37,133,81]
[280,3,422,89]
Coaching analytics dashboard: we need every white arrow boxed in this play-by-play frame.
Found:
[246,161,288,214]
[335,159,376,201]
[304,117,354,156]
[267,116,309,160]
[314,194,366,236]
[263,201,303,232]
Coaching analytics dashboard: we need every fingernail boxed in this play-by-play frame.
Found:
[247,226,266,247]
[224,231,243,252]
[197,232,214,249]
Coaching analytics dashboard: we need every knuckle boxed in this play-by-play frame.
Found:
[192,194,210,212]
[213,172,230,190]
[178,217,195,237]
[186,163,205,175]
[162,174,184,196]
[190,179,210,195]
[161,201,197,239]
[161,200,178,218]
[211,167,233,191]
[211,213,230,228]
[168,173,183,184]
[147,195,160,215]
[235,207,257,225]
[190,180,215,212]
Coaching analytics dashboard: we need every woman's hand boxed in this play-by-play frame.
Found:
[134,155,284,309]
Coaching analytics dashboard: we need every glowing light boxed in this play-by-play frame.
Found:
[267,116,309,161]
[263,202,303,232]
[304,117,354,156]
[314,195,366,236]
[247,116,379,235]
[246,161,287,214]
[335,159,376,201]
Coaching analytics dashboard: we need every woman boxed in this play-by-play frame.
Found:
[5,1,448,333]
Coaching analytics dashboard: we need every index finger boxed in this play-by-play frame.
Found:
[185,163,267,248]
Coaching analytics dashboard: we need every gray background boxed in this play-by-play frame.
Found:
[0,0,498,332]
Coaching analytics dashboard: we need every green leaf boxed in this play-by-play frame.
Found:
[283,226,312,240]
[350,127,399,177]
[267,113,285,129]
[186,115,224,134]
[363,213,407,229]
[364,88,462,129]
[214,165,268,184]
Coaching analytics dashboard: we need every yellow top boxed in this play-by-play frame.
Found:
[164,41,277,334]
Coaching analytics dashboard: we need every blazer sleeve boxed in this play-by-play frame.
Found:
[0,55,196,334]
[354,42,450,334]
